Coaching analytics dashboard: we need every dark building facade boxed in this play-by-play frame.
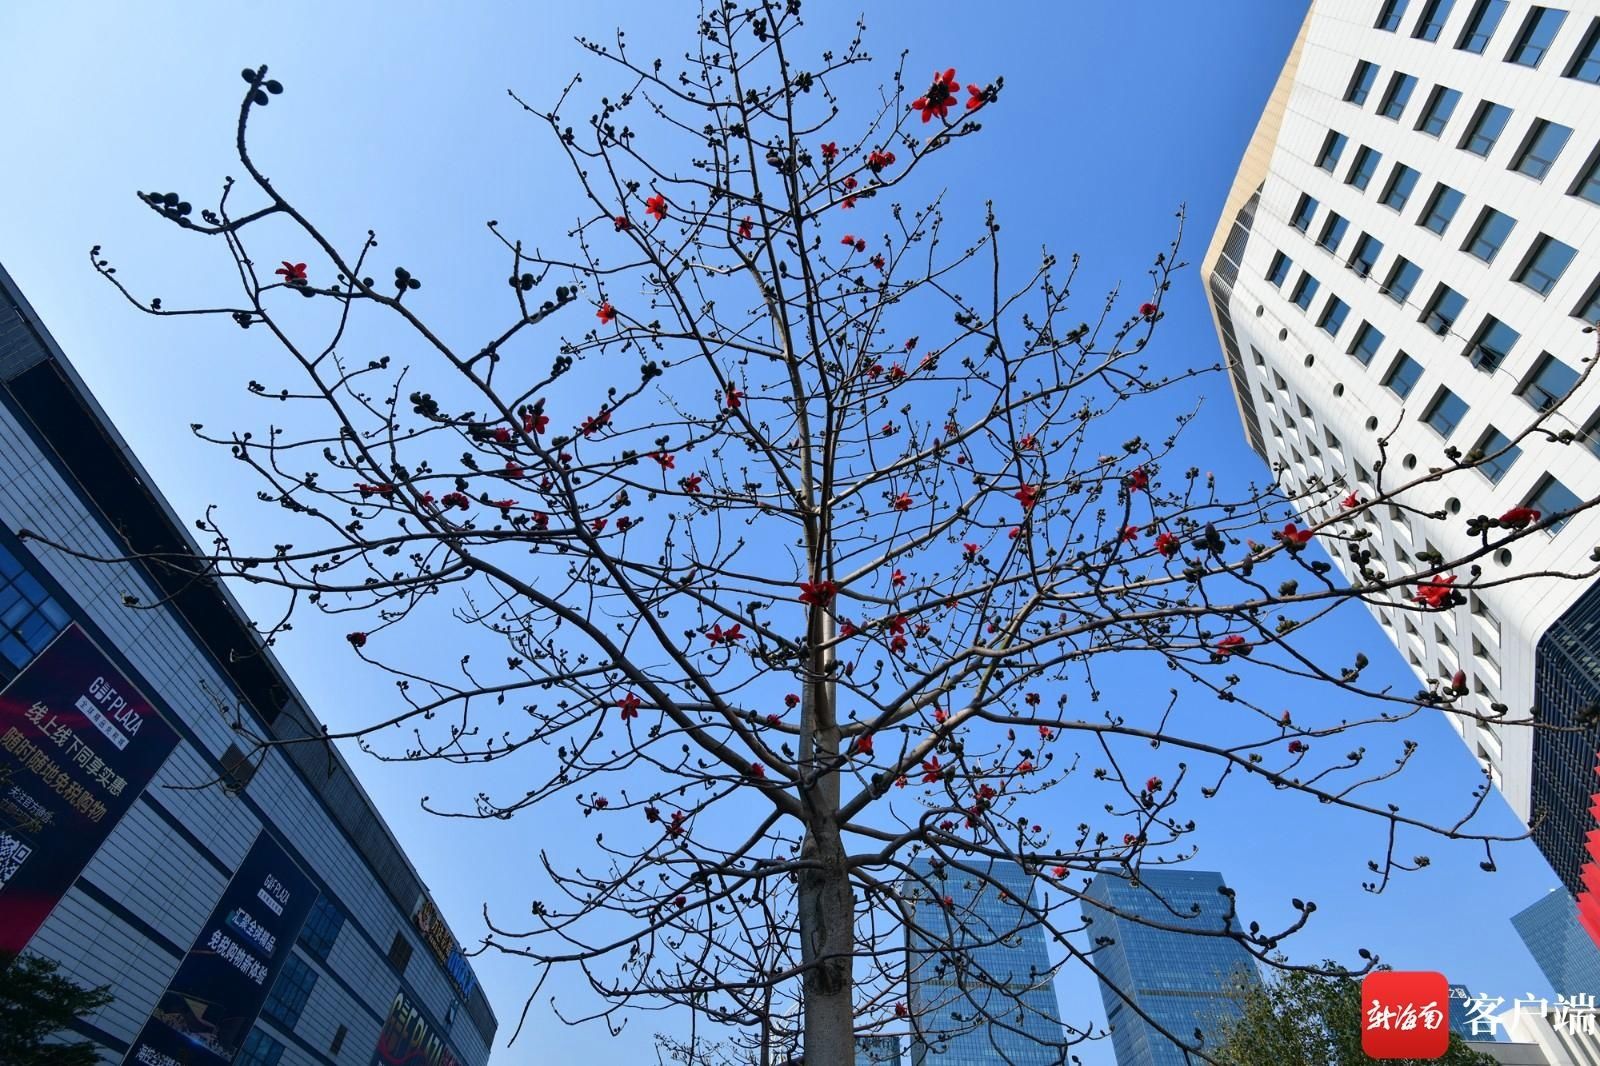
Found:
[1513,888,1600,999]
[0,263,496,1065]
[1081,870,1262,1066]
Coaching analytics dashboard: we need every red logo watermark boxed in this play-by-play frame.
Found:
[1361,971,1450,1059]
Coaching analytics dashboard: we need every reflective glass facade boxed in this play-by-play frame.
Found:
[1081,870,1262,1066]
[903,859,1066,1065]
[1512,890,1600,997]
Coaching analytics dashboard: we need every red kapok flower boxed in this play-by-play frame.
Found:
[1025,692,1041,707]
[1139,302,1158,319]
[894,1001,908,1019]
[891,568,907,588]
[921,757,943,783]
[617,692,642,720]
[493,426,512,444]
[593,796,608,809]
[738,216,753,240]
[613,215,630,231]
[852,733,874,756]
[1342,492,1360,509]
[524,409,549,434]
[1051,865,1067,879]
[966,83,985,110]
[1124,833,1138,845]
[652,452,676,470]
[1039,724,1053,740]
[1276,522,1314,546]
[1215,634,1249,656]
[842,176,858,190]
[645,806,660,822]
[1155,531,1181,558]
[681,474,703,494]
[749,762,765,779]
[1499,506,1541,529]
[1146,776,1163,793]
[1122,525,1140,543]
[1128,466,1149,491]
[1288,740,1307,754]
[645,194,668,221]
[840,620,858,638]
[1414,575,1458,610]
[1016,759,1034,774]
[725,387,744,410]
[347,631,367,648]
[276,261,308,284]
[798,579,838,606]
[1280,710,1293,726]
[963,542,980,560]
[941,895,954,909]
[912,68,960,124]
[783,694,800,709]
[866,148,897,172]
[1016,484,1041,510]
[1451,669,1468,693]
[766,713,782,726]
[820,141,838,162]
[892,491,914,512]
[706,622,745,645]
[597,302,616,325]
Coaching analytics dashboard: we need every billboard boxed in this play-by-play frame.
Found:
[0,622,180,955]
[372,990,462,1066]
[123,831,317,1066]
[414,897,478,999]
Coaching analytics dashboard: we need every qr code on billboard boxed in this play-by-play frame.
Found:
[0,831,33,888]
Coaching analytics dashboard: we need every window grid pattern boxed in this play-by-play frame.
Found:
[0,540,71,676]
[1517,235,1577,296]
[1522,355,1580,411]
[262,953,319,1030]
[1418,86,1461,136]
[1349,146,1383,190]
[1463,102,1512,156]
[1514,120,1574,181]
[1386,353,1424,397]
[1476,427,1521,482]
[1424,390,1470,436]
[1466,208,1517,262]
[1508,6,1567,67]
[1350,322,1386,365]
[299,894,346,962]
[1458,0,1509,53]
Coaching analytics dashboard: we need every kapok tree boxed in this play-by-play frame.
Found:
[64,3,1600,1063]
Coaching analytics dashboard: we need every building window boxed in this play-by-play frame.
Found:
[1569,20,1600,82]
[1575,280,1600,324]
[1348,145,1383,190]
[1319,296,1350,336]
[1574,152,1600,205]
[1461,101,1512,156]
[1466,315,1520,371]
[1317,130,1349,171]
[1346,232,1384,277]
[299,895,346,962]
[262,953,318,1029]
[1378,0,1412,31]
[1291,273,1320,311]
[1458,0,1510,52]
[1317,212,1349,253]
[1382,257,1421,303]
[1526,476,1582,532]
[388,930,414,972]
[1381,164,1420,210]
[1417,190,1459,240]
[236,1030,285,1066]
[1513,119,1574,180]
[330,1026,348,1057]
[1384,353,1424,398]
[1415,0,1457,39]
[1423,389,1470,436]
[0,542,71,675]
[1349,321,1386,365]
[1515,234,1577,296]
[1416,86,1461,137]
[1464,207,1516,262]
[220,743,257,792]
[1290,193,1318,233]
[1474,427,1521,482]
[1266,251,1293,288]
[1380,73,1419,119]
[1347,60,1381,104]
[1507,6,1567,67]
[1422,285,1466,335]
[1519,353,1580,410]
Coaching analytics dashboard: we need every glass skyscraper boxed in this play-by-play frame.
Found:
[1512,888,1600,998]
[1081,870,1262,1066]
[902,858,1066,1065]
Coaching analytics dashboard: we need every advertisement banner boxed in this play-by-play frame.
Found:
[123,831,318,1066]
[372,990,462,1066]
[0,622,180,955]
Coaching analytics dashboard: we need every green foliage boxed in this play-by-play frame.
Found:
[1214,966,1499,1066]
[0,953,115,1066]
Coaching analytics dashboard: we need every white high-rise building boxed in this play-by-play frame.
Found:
[1203,0,1600,922]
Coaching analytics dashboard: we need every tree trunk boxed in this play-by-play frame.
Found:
[799,817,854,1065]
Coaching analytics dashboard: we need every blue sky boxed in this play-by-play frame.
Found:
[0,2,1568,1062]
